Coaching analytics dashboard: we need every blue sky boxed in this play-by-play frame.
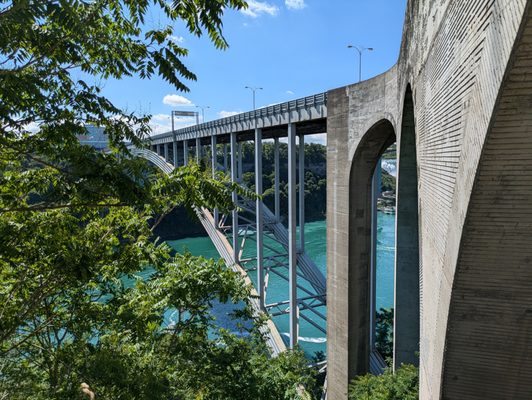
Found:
[100,0,407,137]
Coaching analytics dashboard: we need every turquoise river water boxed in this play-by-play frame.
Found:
[166,212,396,357]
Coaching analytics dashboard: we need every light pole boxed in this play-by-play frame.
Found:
[347,45,374,82]
[245,86,263,110]
[195,105,210,123]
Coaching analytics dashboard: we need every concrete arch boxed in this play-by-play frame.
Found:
[441,7,532,399]
[394,85,420,369]
[346,111,398,167]
[346,119,396,378]
[327,1,531,398]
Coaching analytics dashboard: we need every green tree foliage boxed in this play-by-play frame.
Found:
[381,144,396,159]
[375,307,394,361]
[381,170,396,193]
[236,142,327,222]
[348,364,419,400]
[0,1,316,398]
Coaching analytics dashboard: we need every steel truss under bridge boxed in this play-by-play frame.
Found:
[130,127,327,356]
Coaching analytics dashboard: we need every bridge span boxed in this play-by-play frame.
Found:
[132,1,532,398]
[135,92,336,363]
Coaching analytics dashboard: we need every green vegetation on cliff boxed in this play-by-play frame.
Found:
[238,141,327,222]
[376,308,394,361]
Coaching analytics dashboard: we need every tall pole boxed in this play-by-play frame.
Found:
[358,48,362,82]
[196,105,210,123]
[288,122,298,349]
[255,127,265,310]
[347,45,374,82]
[245,86,263,110]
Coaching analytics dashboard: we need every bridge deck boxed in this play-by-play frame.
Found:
[148,92,327,146]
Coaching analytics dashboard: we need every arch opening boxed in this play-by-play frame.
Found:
[348,119,396,378]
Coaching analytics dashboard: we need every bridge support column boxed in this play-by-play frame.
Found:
[237,142,243,182]
[164,143,169,162]
[298,134,305,252]
[196,138,201,162]
[370,161,381,351]
[230,132,239,263]
[183,141,189,166]
[172,122,177,167]
[158,144,163,157]
[223,143,228,172]
[211,135,219,227]
[288,123,298,348]
[274,137,280,222]
[394,87,420,369]
[255,128,265,310]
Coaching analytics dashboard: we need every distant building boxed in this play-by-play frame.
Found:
[77,125,107,150]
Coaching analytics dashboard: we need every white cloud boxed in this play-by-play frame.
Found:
[277,133,325,145]
[151,113,171,122]
[285,0,306,10]
[306,133,326,145]
[286,90,295,95]
[148,122,172,136]
[169,35,185,44]
[218,110,241,118]
[241,1,279,17]
[148,114,195,136]
[162,94,193,106]
[24,121,40,133]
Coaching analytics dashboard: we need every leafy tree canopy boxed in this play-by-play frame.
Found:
[0,1,316,398]
[348,364,419,400]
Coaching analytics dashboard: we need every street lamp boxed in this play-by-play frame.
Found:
[347,45,374,82]
[195,105,210,123]
[245,86,263,110]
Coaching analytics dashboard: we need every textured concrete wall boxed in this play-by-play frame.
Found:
[326,0,532,398]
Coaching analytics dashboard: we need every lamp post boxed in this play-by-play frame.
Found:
[195,105,210,123]
[245,86,263,110]
[347,45,374,82]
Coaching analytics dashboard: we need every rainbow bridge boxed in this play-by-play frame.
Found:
[132,0,532,398]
